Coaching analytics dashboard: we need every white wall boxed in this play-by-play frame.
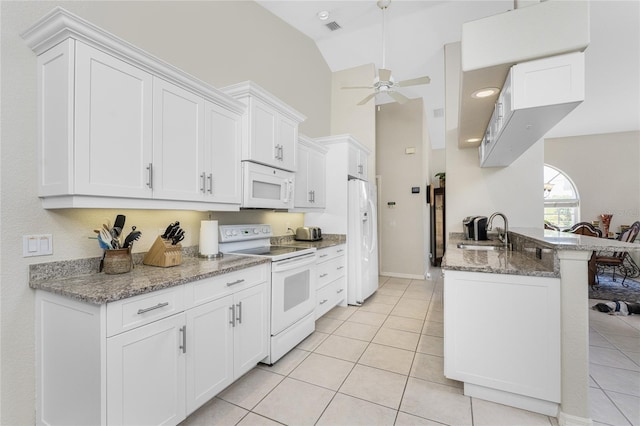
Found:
[376,99,426,278]
[445,42,543,237]
[0,2,331,424]
[545,131,640,234]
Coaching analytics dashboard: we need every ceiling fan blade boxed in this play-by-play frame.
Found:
[397,75,431,87]
[342,85,375,90]
[388,91,409,104]
[378,68,392,82]
[357,92,378,106]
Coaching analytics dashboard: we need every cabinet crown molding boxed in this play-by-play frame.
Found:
[21,7,245,114]
[222,81,307,124]
[314,134,371,155]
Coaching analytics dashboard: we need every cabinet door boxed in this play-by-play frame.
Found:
[277,115,297,171]
[107,313,186,426]
[74,42,153,198]
[152,77,205,201]
[249,98,278,167]
[204,101,242,204]
[185,295,234,414]
[294,146,311,208]
[307,148,326,208]
[347,145,367,180]
[233,283,269,378]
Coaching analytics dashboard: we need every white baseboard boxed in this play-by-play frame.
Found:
[380,272,425,280]
[558,411,593,426]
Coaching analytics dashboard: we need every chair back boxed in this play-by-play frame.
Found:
[618,221,640,243]
[563,222,602,237]
[544,221,561,231]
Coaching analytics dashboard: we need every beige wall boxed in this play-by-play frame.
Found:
[545,131,640,234]
[0,2,331,423]
[331,64,377,178]
[376,99,426,278]
[445,42,543,237]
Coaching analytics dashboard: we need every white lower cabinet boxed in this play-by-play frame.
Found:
[443,270,561,415]
[35,264,269,426]
[314,245,346,318]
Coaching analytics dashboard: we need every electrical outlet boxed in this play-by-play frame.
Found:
[23,234,53,257]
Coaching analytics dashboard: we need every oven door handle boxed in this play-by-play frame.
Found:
[271,253,316,272]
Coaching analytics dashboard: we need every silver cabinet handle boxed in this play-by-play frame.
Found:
[200,173,206,193]
[319,299,328,305]
[319,254,328,258]
[319,273,329,278]
[236,301,242,324]
[207,173,213,194]
[336,288,344,294]
[137,302,169,315]
[226,279,245,287]
[279,145,284,161]
[311,190,315,203]
[337,266,345,270]
[146,163,153,189]
[229,305,236,327]
[179,325,187,353]
[309,190,313,203]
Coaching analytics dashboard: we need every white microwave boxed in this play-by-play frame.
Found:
[242,161,294,209]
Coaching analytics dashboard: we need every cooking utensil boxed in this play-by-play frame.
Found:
[98,228,113,249]
[113,215,126,237]
[123,226,142,248]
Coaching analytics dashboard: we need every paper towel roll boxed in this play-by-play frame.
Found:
[199,220,219,256]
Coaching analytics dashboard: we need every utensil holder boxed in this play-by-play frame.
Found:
[143,236,182,267]
[103,248,133,274]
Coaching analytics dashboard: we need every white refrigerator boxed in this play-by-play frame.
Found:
[347,179,379,305]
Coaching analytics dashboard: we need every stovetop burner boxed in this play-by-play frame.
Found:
[231,245,311,258]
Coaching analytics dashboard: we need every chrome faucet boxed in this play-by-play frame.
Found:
[487,212,510,249]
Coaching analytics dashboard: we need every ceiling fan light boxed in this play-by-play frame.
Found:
[472,87,499,99]
[317,10,330,21]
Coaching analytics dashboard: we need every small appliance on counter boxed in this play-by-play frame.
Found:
[463,216,488,241]
[295,226,322,241]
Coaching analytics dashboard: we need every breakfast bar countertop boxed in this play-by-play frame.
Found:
[442,227,639,278]
[29,253,270,305]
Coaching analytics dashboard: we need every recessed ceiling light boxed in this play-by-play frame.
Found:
[317,10,330,21]
[466,138,482,143]
[472,88,499,99]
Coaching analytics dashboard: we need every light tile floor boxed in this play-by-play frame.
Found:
[181,271,640,426]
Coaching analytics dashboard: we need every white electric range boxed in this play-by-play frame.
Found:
[218,224,317,364]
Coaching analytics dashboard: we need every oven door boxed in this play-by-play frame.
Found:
[271,253,317,335]
[242,161,294,209]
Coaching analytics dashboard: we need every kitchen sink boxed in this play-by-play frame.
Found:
[456,243,505,251]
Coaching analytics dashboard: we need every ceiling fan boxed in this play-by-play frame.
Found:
[342,0,431,106]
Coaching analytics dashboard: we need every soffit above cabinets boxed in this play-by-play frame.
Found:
[458,0,590,149]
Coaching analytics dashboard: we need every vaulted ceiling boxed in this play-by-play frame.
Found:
[257,1,639,150]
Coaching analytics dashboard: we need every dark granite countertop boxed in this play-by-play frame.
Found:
[29,252,270,305]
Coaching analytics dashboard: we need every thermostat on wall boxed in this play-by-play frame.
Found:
[411,187,420,194]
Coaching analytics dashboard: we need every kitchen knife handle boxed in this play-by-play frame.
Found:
[200,173,206,193]
[146,163,153,189]
[207,173,213,194]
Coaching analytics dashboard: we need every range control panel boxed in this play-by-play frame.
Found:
[218,224,272,243]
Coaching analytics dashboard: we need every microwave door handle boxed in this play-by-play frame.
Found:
[283,179,292,204]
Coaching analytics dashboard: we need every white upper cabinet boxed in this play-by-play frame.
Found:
[23,7,245,210]
[294,135,327,210]
[480,52,585,168]
[347,143,368,181]
[152,77,206,201]
[222,81,306,172]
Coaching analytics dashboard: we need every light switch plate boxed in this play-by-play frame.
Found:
[23,234,53,257]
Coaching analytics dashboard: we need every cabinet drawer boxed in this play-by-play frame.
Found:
[106,286,185,337]
[315,277,346,319]
[316,245,345,263]
[185,264,269,308]
[317,256,346,289]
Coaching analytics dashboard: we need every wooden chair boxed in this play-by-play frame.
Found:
[563,222,602,237]
[594,221,640,287]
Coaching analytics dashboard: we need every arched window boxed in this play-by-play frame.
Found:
[544,164,579,228]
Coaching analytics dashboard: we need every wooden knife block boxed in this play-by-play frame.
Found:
[143,236,182,267]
